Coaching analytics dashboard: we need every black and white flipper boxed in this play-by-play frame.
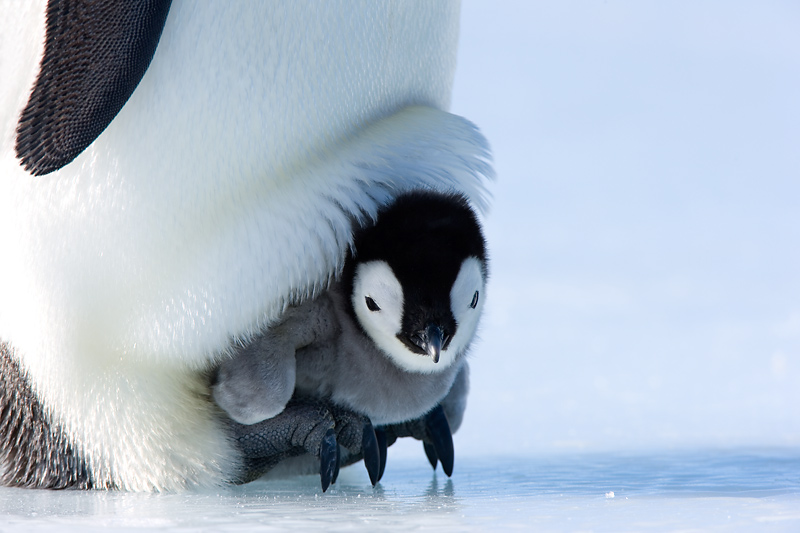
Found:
[16,0,172,175]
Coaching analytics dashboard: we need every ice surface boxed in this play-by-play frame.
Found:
[2,451,800,532]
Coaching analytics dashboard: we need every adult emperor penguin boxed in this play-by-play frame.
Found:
[0,1,492,491]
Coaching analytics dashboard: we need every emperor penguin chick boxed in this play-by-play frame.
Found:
[213,190,488,480]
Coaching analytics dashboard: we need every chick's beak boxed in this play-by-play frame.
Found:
[424,323,443,363]
[397,322,449,362]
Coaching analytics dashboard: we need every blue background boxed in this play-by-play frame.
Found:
[445,0,800,457]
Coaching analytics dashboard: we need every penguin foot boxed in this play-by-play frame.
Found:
[226,397,383,491]
[378,404,454,477]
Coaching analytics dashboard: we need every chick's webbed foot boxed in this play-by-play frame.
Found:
[377,362,468,477]
[378,403,455,477]
[227,397,382,491]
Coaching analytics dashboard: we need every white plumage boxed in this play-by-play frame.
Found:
[0,1,492,490]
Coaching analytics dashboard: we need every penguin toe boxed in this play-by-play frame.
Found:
[324,404,384,486]
[425,404,454,477]
[361,421,381,486]
[319,427,338,492]
[377,403,455,477]
[423,441,439,470]
[375,427,388,483]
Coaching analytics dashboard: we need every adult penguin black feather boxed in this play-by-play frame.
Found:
[15,0,172,175]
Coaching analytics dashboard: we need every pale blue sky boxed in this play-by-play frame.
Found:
[444,1,800,455]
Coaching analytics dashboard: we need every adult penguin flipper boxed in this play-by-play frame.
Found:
[15,0,173,176]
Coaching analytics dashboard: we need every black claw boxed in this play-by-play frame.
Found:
[320,428,338,492]
[331,439,341,485]
[425,405,454,477]
[362,422,381,486]
[423,441,439,470]
[375,428,388,483]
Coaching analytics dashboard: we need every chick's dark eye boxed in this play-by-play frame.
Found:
[365,296,381,312]
[470,290,479,309]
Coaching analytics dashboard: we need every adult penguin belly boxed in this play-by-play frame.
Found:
[0,1,492,491]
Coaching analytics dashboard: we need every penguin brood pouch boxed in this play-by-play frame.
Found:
[212,191,488,489]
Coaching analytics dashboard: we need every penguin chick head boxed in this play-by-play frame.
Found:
[344,191,488,374]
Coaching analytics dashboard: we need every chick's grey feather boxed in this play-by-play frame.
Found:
[295,284,465,425]
[213,293,340,425]
[213,284,465,427]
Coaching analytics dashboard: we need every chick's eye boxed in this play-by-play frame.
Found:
[365,296,381,312]
[470,290,479,309]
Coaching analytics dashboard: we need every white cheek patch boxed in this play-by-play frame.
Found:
[352,260,404,346]
[447,257,485,357]
[352,260,453,374]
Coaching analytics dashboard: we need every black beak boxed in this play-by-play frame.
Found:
[424,323,443,363]
[396,323,450,363]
